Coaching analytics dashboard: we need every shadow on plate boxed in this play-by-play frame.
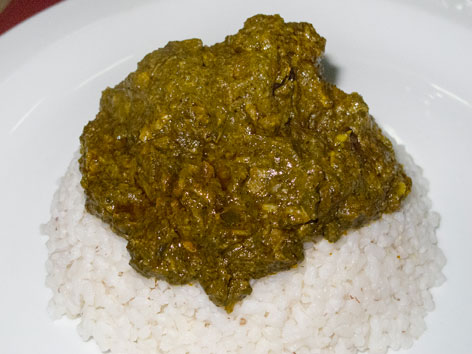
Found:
[320,55,339,85]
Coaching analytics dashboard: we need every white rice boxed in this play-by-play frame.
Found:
[42,145,446,354]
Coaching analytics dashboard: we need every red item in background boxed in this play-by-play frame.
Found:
[0,0,63,35]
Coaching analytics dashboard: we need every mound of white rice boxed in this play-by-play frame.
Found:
[42,145,445,354]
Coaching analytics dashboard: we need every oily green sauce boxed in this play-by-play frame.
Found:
[79,15,411,312]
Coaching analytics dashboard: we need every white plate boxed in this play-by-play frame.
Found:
[1,0,471,353]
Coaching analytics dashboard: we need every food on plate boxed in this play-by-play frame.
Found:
[78,14,411,311]
[43,14,445,354]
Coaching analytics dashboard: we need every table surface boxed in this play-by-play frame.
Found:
[0,0,62,35]
[1,0,471,37]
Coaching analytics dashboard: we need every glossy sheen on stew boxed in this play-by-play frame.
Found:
[79,15,411,312]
